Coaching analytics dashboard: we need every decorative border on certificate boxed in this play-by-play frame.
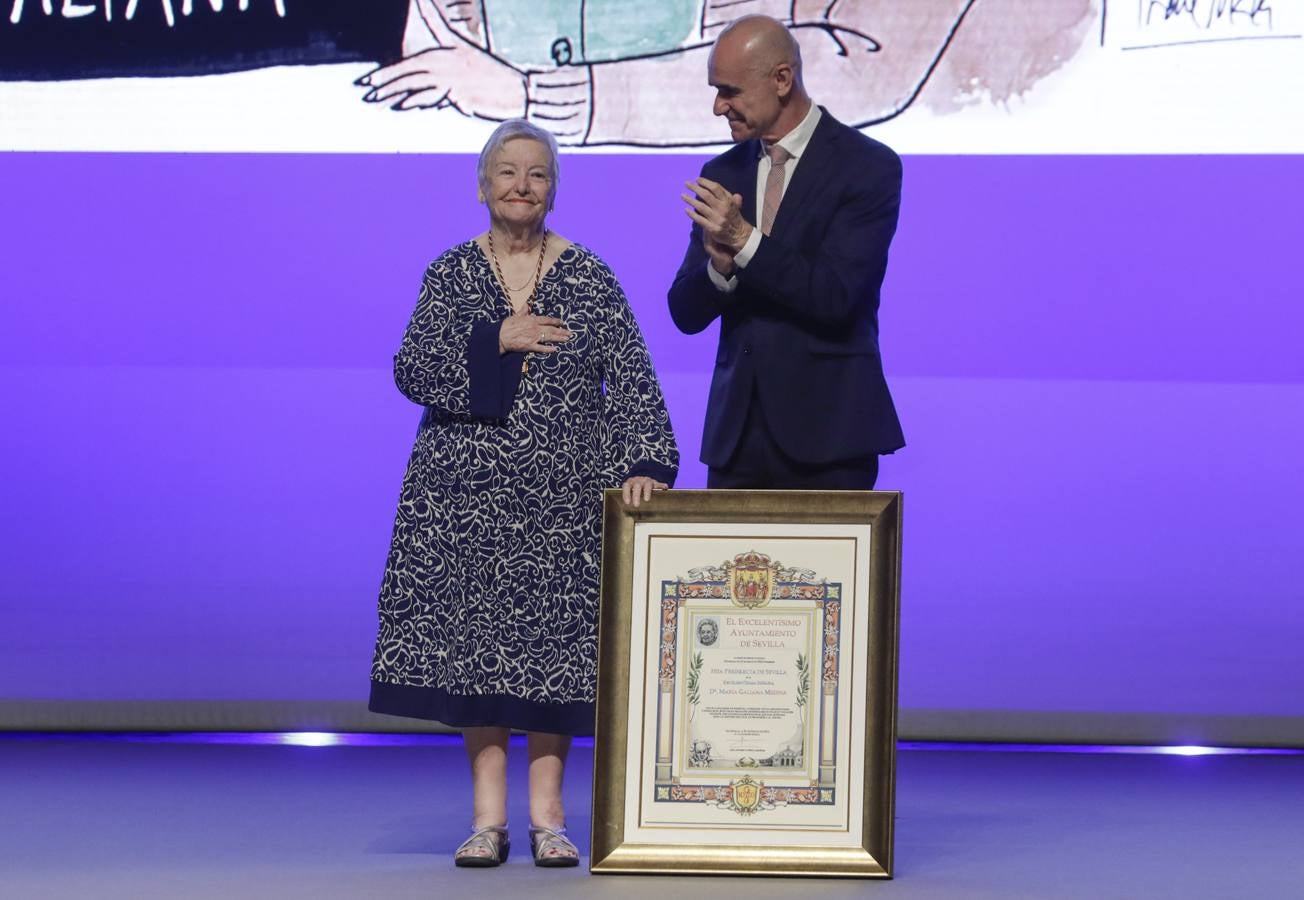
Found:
[627,528,865,836]
[653,555,842,812]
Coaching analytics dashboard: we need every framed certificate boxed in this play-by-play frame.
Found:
[591,490,902,878]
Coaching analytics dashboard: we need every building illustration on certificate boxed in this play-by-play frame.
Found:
[652,550,842,816]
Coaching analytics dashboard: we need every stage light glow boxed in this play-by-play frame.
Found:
[278,732,341,747]
[1156,745,1221,757]
[1,733,1298,755]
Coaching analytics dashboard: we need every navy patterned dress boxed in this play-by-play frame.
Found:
[369,240,678,736]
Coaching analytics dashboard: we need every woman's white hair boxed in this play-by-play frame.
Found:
[477,119,561,208]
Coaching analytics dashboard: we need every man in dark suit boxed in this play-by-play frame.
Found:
[669,15,905,490]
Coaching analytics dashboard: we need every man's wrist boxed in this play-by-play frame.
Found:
[706,258,738,292]
[729,224,754,254]
[733,226,762,270]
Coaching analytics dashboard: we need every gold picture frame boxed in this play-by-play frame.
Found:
[591,490,903,878]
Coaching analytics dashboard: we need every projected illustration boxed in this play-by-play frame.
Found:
[356,0,1006,146]
[2,1,1299,152]
[1,0,1098,147]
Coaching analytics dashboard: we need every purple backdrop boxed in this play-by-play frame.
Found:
[2,153,1302,728]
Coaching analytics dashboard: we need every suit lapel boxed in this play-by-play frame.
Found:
[736,139,761,227]
[769,110,840,237]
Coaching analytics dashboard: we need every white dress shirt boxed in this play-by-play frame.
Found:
[708,103,823,292]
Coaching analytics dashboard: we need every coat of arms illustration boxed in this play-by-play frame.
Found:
[726,550,775,608]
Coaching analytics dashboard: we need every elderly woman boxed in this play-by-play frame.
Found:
[368,120,678,868]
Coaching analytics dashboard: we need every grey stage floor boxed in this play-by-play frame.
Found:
[1,735,1301,899]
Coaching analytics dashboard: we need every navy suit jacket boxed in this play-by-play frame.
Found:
[668,109,906,468]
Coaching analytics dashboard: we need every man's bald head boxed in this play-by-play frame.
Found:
[707,16,811,144]
[716,15,804,83]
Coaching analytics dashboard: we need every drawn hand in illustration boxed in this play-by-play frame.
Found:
[356,0,526,121]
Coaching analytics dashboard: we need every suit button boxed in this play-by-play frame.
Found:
[742,346,752,355]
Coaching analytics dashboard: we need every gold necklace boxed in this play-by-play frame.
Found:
[487,230,548,312]
[487,230,549,373]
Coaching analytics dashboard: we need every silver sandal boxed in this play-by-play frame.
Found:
[528,824,579,868]
[454,824,510,868]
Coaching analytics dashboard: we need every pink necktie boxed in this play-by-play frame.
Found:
[761,143,792,236]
